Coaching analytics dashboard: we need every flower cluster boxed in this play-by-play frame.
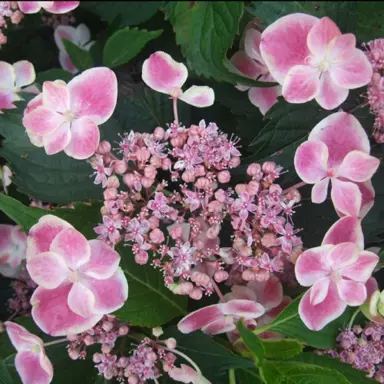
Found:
[0,1,23,48]
[41,10,76,29]
[7,271,37,316]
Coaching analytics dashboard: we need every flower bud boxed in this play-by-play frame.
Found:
[247,180,260,195]
[247,163,261,177]
[161,157,172,170]
[142,177,155,189]
[119,325,129,335]
[102,321,114,332]
[97,141,111,154]
[128,376,139,384]
[229,156,241,168]
[135,252,149,265]
[195,177,209,190]
[123,173,135,187]
[149,228,165,244]
[68,348,80,360]
[107,175,120,188]
[101,343,113,354]
[170,136,184,147]
[148,216,159,229]
[144,165,157,179]
[217,170,231,183]
[235,183,247,194]
[242,269,257,281]
[214,270,229,283]
[261,233,277,248]
[153,127,165,140]
[165,338,177,349]
[93,353,102,363]
[194,165,205,177]
[136,148,150,162]
[191,271,210,287]
[189,287,203,300]
[182,170,196,183]
[152,327,163,337]
[170,281,193,295]
[104,188,118,201]
[150,155,162,168]
[113,160,128,174]
[262,161,276,173]
[83,335,94,346]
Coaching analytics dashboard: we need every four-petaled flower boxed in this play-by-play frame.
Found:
[169,242,196,276]
[26,215,128,336]
[295,216,379,331]
[5,321,53,384]
[274,223,302,254]
[260,14,372,109]
[147,192,172,219]
[232,192,257,220]
[17,1,79,14]
[22,67,117,160]
[94,216,122,244]
[125,218,150,243]
[90,154,112,188]
[294,112,380,217]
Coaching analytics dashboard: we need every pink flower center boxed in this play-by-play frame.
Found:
[68,269,80,283]
[318,60,330,72]
[330,270,341,283]
[63,109,75,123]
[327,168,337,178]
[170,87,182,98]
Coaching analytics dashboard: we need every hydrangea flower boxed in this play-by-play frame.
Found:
[260,14,372,109]
[17,1,79,14]
[295,216,379,331]
[0,60,35,112]
[54,24,94,74]
[22,67,117,159]
[26,215,128,336]
[142,51,215,108]
[0,224,27,278]
[361,277,384,325]
[5,321,53,384]
[230,27,282,115]
[294,112,380,217]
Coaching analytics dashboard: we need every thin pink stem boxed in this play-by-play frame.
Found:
[173,97,179,126]
[44,338,68,347]
[211,278,225,302]
[348,100,369,114]
[7,311,19,322]
[283,181,306,194]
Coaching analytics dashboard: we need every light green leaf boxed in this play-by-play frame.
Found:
[62,39,94,72]
[238,321,264,366]
[262,338,303,360]
[103,27,163,68]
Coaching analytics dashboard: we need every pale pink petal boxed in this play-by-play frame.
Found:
[179,86,215,108]
[75,24,91,46]
[230,51,264,90]
[306,17,340,57]
[357,180,375,219]
[24,94,43,115]
[338,151,380,182]
[337,280,367,306]
[328,34,356,62]
[81,268,128,315]
[142,51,188,95]
[229,285,258,301]
[331,178,361,217]
[26,251,68,289]
[27,215,73,259]
[178,304,224,334]
[0,90,17,110]
[50,228,91,270]
[295,245,332,286]
[0,61,15,89]
[23,84,41,95]
[0,224,14,253]
[325,242,358,270]
[299,282,347,331]
[340,251,379,282]
[247,276,283,310]
[260,13,318,84]
[264,296,292,320]
[22,107,65,136]
[13,61,35,88]
[59,51,77,74]
[68,67,117,124]
[15,350,53,384]
[282,65,320,103]
[201,316,236,335]
[366,277,379,297]
[309,277,330,305]
[43,1,79,13]
[64,117,100,160]
[17,1,42,13]
[322,216,364,249]
[80,239,120,279]
[311,177,330,204]
[315,72,348,110]
[67,282,96,317]
[27,131,44,148]
[169,365,211,384]
[43,122,71,155]
[54,25,76,52]
[5,321,43,351]
[294,140,328,183]
[248,85,282,115]
[42,81,70,113]
[330,49,373,89]
[308,112,370,167]
[220,299,265,318]
[244,29,263,62]
[31,284,102,336]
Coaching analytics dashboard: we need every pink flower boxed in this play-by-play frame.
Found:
[5,321,53,384]
[142,51,215,107]
[168,242,196,276]
[295,217,379,331]
[26,215,128,336]
[125,218,150,243]
[294,112,380,217]
[22,67,118,160]
[54,24,94,74]
[169,364,211,384]
[17,1,79,14]
[274,223,302,254]
[260,14,372,109]
[147,192,172,219]
[230,28,282,115]
[0,224,27,278]
[232,192,257,220]
[94,216,122,244]
[90,154,112,188]
[0,60,35,112]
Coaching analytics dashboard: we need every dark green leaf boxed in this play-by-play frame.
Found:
[261,338,303,360]
[36,69,74,84]
[114,245,187,327]
[356,2,384,41]
[0,360,13,384]
[236,368,264,384]
[238,321,264,366]
[103,27,162,68]
[62,39,94,72]
[164,2,276,87]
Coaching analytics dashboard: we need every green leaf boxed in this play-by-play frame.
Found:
[259,360,284,384]
[80,1,163,27]
[114,245,187,327]
[236,368,264,384]
[255,295,357,349]
[62,39,94,72]
[238,321,264,366]
[261,339,303,360]
[164,2,276,87]
[356,2,384,41]
[0,360,13,384]
[36,69,74,84]
[103,27,163,68]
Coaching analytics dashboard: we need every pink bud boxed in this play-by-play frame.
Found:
[102,321,114,332]
[235,183,247,194]
[194,165,206,177]
[214,270,229,283]
[123,173,135,187]
[217,170,231,183]
[119,325,129,335]
[191,271,210,286]
[100,206,109,216]
[104,188,118,201]
[261,233,277,247]
[148,216,159,229]
[144,165,157,179]
[239,246,252,257]
[247,163,261,177]
[101,343,113,354]
[182,170,196,183]
[214,189,226,203]
[135,252,149,265]
[96,141,111,154]
[146,352,157,362]
[269,184,282,195]
[195,177,209,190]
[189,287,203,300]
[142,177,155,188]
[189,125,200,135]
[242,269,257,281]
[107,175,120,188]
[128,376,139,384]
[262,161,276,173]
[153,127,165,140]
[170,281,193,295]
[161,157,172,170]
[113,160,127,174]
[152,327,163,337]
[168,224,183,240]
[208,200,223,213]
[165,338,177,349]
[136,148,150,162]
[149,228,165,244]
[93,353,102,363]
[229,156,241,168]
[170,136,185,147]
[84,335,94,346]
[68,348,80,360]
[150,155,162,168]
[247,180,260,196]
[207,225,220,239]
[286,189,301,203]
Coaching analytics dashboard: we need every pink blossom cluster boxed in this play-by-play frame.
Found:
[0,1,23,48]
[363,38,384,143]
[7,271,37,316]
[41,11,76,29]
[317,322,384,382]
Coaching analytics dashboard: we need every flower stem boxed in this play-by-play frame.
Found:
[173,97,179,126]
[44,338,68,347]
[283,181,307,194]
[164,347,202,376]
[229,368,236,384]
[211,278,225,302]
[347,308,361,329]
[348,101,369,114]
